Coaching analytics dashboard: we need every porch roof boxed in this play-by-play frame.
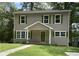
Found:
[24,21,53,30]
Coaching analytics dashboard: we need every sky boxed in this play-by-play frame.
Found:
[14,2,22,9]
[14,2,51,9]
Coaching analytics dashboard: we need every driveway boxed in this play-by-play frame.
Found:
[0,45,32,56]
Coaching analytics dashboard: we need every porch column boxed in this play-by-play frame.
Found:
[27,29,29,43]
[49,29,51,44]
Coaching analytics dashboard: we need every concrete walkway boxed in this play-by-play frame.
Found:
[0,45,32,56]
[65,52,79,56]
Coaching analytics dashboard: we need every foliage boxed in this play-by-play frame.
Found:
[0,2,16,42]
[0,12,13,42]
[21,2,49,11]
[71,32,79,38]
[21,2,34,11]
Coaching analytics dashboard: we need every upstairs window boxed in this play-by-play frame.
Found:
[55,14,61,24]
[43,15,49,24]
[20,15,26,24]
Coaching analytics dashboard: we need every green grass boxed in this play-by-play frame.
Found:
[0,43,22,52]
[8,45,79,56]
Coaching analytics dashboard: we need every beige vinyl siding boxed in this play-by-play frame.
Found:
[14,12,70,45]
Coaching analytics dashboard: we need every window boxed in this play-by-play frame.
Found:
[61,32,65,36]
[55,32,60,36]
[16,30,26,39]
[55,14,61,24]
[43,15,49,23]
[20,15,26,24]
[16,31,20,39]
[55,31,66,37]
[21,31,25,38]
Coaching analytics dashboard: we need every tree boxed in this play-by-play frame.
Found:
[21,2,49,11]
[21,2,34,11]
[0,2,16,42]
[0,2,16,12]
[34,2,51,10]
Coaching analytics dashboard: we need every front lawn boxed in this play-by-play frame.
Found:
[0,43,22,52]
[8,45,79,56]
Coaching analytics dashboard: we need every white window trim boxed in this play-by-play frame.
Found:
[16,30,26,39]
[54,31,66,38]
[54,14,61,24]
[43,15,49,24]
[20,15,26,24]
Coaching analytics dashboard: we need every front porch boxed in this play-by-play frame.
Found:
[27,30,49,44]
[24,21,53,44]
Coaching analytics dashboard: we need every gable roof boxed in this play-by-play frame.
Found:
[14,10,71,14]
[24,21,53,30]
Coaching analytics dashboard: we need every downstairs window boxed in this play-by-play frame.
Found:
[16,30,26,39]
[55,31,66,37]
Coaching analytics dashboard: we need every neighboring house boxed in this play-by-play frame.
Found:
[13,10,71,45]
[72,23,79,32]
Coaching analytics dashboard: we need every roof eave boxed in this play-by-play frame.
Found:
[14,10,71,14]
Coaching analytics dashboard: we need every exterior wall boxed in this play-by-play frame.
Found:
[14,12,69,31]
[14,11,70,45]
[14,39,26,43]
[51,30,69,45]
[54,38,69,45]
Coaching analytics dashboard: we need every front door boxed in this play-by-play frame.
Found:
[41,32,45,42]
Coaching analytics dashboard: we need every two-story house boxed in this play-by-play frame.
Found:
[13,10,71,45]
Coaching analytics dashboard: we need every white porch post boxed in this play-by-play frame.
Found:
[27,29,29,43]
[49,29,51,44]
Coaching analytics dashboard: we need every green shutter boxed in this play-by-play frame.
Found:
[19,15,20,24]
[42,15,43,23]
[53,15,55,24]
[31,31,32,39]
[26,32,27,38]
[15,31,16,39]
[26,16,27,24]
[52,31,54,37]
[66,32,68,38]
[61,14,63,24]
[49,15,51,24]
